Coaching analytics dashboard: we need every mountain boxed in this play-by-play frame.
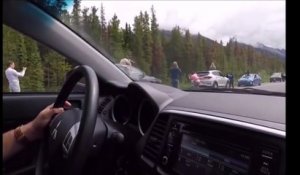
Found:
[254,43,285,62]
[159,29,285,64]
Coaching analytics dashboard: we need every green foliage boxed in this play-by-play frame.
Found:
[108,14,125,60]
[150,6,167,80]
[3,2,285,92]
[21,36,45,92]
[141,11,152,74]
[132,13,145,69]
[166,26,184,73]
[194,34,205,72]
[3,25,72,92]
[258,70,270,83]
[183,30,194,73]
[100,3,108,50]
[43,51,72,91]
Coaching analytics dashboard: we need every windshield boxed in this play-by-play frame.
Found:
[242,74,252,78]
[271,73,282,77]
[19,0,286,94]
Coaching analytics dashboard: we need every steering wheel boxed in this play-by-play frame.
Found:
[36,65,99,175]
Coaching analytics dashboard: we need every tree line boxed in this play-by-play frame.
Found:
[3,0,285,92]
[62,0,284,81]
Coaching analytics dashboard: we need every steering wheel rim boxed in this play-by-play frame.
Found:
[36,65,99,175]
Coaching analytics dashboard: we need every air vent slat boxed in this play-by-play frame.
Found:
[151,129,164,139]
[142,116,169,162]
[143,151,157,160]
[147,139,162,147]
[144,145,161,155]
[155,121,166,127]
[152,125,164,131]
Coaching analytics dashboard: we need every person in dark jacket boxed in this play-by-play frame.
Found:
[227,73,234,88]
[281,72,286,82]
[170,61,182,88]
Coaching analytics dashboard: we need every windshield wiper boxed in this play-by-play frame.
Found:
[186,87,285,96]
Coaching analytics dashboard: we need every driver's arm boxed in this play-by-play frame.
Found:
[3,101,71,161]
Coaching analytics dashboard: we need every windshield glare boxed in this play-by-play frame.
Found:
[24,1,286,94]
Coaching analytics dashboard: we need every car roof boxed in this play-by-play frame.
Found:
[271,72,282,77]
[242,73,258,77]
[209,70,220,72]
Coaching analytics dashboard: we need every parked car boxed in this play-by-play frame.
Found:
[270,72,284,82]
[238,73,261,86]
[196,70,229,88]
[116,64,162,83]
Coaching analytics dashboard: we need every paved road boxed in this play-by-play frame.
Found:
[238,82,285,93]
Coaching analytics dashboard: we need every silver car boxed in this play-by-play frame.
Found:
[197,70,229,88]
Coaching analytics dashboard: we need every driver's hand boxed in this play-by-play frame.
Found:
[24,101,71,141]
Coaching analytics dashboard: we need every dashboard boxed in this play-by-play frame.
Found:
[98,82,285,175]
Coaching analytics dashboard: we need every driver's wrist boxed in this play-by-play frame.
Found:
[22,122,41,141]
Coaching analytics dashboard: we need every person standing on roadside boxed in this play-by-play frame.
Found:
[170,61,182,88]
[5,60,27,92]
[227,73,234,88]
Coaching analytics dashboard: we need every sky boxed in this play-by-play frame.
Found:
[69,0,285,49]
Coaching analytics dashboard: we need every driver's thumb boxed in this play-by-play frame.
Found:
[51,108,64,115]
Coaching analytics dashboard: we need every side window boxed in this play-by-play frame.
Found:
[3,25,75,93]
[213,72,220,76]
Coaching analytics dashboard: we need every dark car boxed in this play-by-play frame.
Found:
[116,64,162,83]
[270,72,284,82]
[238,73,261,86]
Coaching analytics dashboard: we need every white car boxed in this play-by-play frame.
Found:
[197,70,229,88]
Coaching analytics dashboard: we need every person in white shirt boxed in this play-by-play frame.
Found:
[5,61,27,92]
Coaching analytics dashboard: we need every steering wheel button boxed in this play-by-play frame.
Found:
[67,135,73,145]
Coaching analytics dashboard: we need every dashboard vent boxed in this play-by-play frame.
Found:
[98,97,112,113]
[142,115,169,162]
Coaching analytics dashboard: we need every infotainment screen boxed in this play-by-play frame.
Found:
[173,134,251,175]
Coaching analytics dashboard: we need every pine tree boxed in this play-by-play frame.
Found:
[61,10,72,26]
[123,23,134,57]
[23,36,45,91]
[150,6,166,80]
[90,6,101,45]
[194,33,205,72]
[142,11,152,74]
[183,29,193,73]
[81,7,90,33]
[166,26,184,72]
[71,0,81,28]
[52,0,67,16]
[100,3,108,49]
[132,13,145,70]
[108,14,124,60]
[44,51,71,91]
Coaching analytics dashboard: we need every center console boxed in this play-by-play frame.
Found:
[140,114,285,175]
